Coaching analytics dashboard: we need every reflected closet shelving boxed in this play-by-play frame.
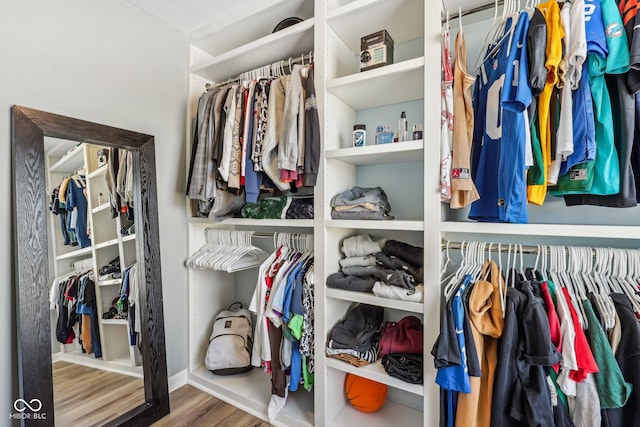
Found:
[46,139,141,376]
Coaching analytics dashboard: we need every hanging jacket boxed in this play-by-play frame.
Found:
[455,260,505,427]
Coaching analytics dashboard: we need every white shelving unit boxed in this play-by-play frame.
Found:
[185,1,319,426]
[45,140,142,376]
[184,0,440,425]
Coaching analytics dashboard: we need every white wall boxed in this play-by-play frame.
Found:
[0,0,189,418]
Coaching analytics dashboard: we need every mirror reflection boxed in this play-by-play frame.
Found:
[45,137,145,425]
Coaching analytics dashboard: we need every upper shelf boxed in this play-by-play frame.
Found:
[49,144,84,174]
[188,0,313,57]
[327,0,424,53]
[441,221,640,240]
[327,57,424,109]
[190,218,315,228]
[191,18,315,82]
[326,139,423,165]
[326,219,424,231]
[326,288,423,314]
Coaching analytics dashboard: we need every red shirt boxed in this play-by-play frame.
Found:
[541,282,562,373]
[562,287,599,381]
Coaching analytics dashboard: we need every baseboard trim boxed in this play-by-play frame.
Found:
[169,369,188,392]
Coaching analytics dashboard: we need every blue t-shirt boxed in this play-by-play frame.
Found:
[499,11,531,224]
[585,0,608,57]
[435,275,471,393]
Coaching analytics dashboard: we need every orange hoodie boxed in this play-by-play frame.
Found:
[455,260,505,427]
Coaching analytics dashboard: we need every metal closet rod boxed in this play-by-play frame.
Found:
[440,239,626,256]
[203,228,312,239]
[252,231,313,239]
[205,51,314,90]
[442,0,505,22]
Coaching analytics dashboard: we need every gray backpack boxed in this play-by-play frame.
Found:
[205,302,253,375]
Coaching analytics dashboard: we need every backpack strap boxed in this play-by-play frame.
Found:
[228,301,244,311]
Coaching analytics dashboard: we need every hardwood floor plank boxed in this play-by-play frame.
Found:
[151,385,271,427]
[53,362,270,426]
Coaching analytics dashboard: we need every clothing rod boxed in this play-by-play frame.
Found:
[205,51,314,90]
[440,239,630,256]
[203,228,312,239]
[442,0,505,22]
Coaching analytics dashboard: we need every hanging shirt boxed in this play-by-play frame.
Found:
[441,30,454,202]
[561,288,599,382]
[469,17,514,222]
[498,11,532,223]
[435,276,472,393]
[602,293,640,425]
[564,0,628,201]
[450,29,480,209]
[455,261,504,427]
[583,299,632,408]
[549,2,576,185]
[554,282,579,397]
[527,0,564,205]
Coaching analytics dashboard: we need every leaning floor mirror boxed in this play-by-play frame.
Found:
[11,106,169,426]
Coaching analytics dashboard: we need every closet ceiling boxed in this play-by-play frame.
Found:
[127,0,277,34]
[126,0,493,35]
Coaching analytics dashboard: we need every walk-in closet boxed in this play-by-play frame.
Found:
[182,0,640,425]
[10,0,640,426]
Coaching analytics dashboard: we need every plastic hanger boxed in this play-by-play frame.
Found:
[444,241,467,300]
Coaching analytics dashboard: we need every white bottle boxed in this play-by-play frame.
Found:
[398,111,408,142]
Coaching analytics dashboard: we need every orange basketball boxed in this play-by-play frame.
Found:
[344,373,387,413]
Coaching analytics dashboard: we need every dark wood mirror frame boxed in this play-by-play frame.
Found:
[11,106,169,426]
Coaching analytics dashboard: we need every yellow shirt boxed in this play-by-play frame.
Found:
[527,0,564,205]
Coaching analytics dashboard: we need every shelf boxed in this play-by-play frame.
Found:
[189,0,313,57]
[327,0,424,53]
[55,349,142,378]
[189,367,314,427]
[189,218,315,228]
[191,18,315,82]
[325,288,423,313]
[94,238,119,250]
[326,140,423,165]
[49,144,84,173]
[329,397,423,427]
[326,219,423,231]
[327,57,424,109]
[325,358,423,396]
[101,319,128,325]
[92,202,111,214]
[98,278,122,287]
[55,246,92,261]
[440,221,640,240]
[88,164,107,179]
[122,234,136,243]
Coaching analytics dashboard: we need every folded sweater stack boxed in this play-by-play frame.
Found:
[326,234,424,303]
[330,186,394,220]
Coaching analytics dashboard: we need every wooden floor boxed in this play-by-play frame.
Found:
[152,384,270,427]
[53,361,270,426]
[53,360,145,426]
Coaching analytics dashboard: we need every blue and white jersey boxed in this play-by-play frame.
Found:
[470,14,530,223]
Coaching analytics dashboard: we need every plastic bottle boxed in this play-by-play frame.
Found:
[412,124,423,140]
[375,126,394,144]
[398,111,408,142]
[353,124,366,147]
